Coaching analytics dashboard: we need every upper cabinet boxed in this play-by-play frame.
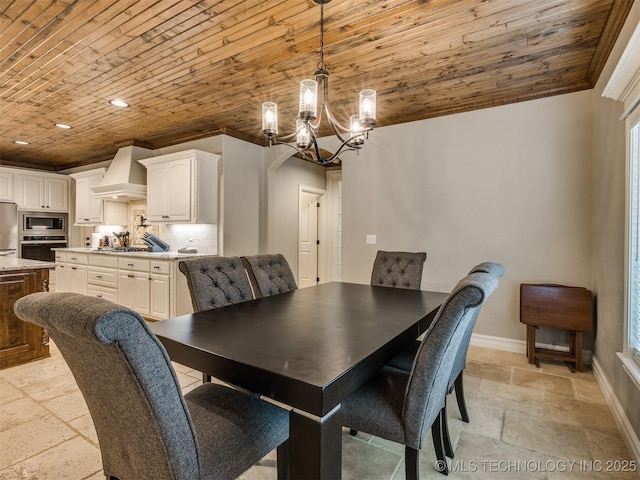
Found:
[0,170,14,202]
[16,171,69,212]
[70,169,127,226]
[139,149,219,224]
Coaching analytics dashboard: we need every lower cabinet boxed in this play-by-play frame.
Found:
[0,268,50,369]
[64,253,88,295]
[55,251,189,320]
[149,261,171,319]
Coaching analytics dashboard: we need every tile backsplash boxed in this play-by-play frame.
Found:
[92,200,217,254]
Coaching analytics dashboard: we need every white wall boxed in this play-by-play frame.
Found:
[341,91,594,341]
[264,148,326,280]
[592,2,640,456]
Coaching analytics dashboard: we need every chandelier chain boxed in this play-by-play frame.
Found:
[318,2,326,71]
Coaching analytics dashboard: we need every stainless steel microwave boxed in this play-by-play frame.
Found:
[19,211,68,236]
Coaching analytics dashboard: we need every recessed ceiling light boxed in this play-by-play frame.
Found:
[13,140,30,145]
[109,99,130,108]
[54,123,72,129]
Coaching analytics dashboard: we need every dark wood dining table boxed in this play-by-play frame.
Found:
[150,281,447,479]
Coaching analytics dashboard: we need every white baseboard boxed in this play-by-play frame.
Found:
[592,356,640,465]
[470,333,593,364]
[469,333,526,353]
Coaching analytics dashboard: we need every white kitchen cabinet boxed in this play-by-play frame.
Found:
[70,169,128,225]
[65,253,88,295]
[117,258,151,316]
[54,250,193,320]
[87,254,118,301]
[139,149,219,224]
[150,273,170,319]
[17,172,69,212]
[118,271,150,316]
[0,170,14,202]
[54,252,66,292]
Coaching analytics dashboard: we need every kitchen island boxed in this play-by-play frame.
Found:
[1,257,54,369]
[53,248,208,320]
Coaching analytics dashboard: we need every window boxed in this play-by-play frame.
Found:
[629,118,640,373]
[606,21,640,389]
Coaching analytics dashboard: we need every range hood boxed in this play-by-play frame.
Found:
[91,146,154,201]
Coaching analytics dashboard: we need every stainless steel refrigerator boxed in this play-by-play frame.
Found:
[0,202,18,258]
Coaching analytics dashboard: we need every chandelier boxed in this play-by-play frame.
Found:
[261,0,376,165]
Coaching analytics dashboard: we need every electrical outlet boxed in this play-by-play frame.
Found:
[366,234,376,244]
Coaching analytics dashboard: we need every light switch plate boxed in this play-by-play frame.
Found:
[366,234,376,244]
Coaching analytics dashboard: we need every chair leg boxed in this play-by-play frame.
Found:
[441,404,454,458]
[276,440,289,480]
[202,372,211,383]
[454,371,469,423]
[405,446,419,480]
[431,412,449,475]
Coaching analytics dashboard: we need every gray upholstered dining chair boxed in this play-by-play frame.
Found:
[370,250,427,289]
[13,292,289,480]
[342,271,499,477]
[179,255,255,313]
[240,253,297,298]
[386,262,505,458]
[179,255,256,383]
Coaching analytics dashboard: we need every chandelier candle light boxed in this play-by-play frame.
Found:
[262,0,376,165]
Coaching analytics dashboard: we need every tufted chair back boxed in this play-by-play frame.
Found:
[370,251,427,290]
[241,254,297,299]
[13,292,290,480]
[179,256,254,312]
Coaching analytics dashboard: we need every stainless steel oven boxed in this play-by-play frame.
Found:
[19,235,68,262]
[18,211,69,262]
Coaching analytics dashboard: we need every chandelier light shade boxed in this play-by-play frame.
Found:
[262,102,278,136]
[261,0,376,165]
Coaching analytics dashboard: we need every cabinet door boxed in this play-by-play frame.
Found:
[0,171,14,202]
[45,177,69,212]
[17,174,45,210]
[165,159,192,221]
[118,271,150,316]
[55,264,66,292]
[75,176,103,224]
[146,164,168,222]
[0,269,50,368]
[149,274,170,319]
[65,265,87,294]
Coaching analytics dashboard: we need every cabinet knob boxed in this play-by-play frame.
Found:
[153,266,160,269]
[128,274,134,278]
[162,215,170,219]
[127,263,134,267]
[71,267,77,270]
[96,294,102,298]
[96,275,103,279]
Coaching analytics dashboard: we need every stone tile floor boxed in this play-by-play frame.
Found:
[0,343,635,479]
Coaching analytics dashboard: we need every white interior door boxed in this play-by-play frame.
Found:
[299,191,320,288]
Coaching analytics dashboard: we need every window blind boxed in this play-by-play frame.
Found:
[630,121,640,366]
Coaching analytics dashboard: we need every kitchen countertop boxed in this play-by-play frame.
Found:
[0,257,55,271]
[54,247,212,260]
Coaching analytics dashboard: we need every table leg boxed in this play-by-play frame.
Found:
[526,326,537,365]
[289,405,342,480]
[575,331,583,372]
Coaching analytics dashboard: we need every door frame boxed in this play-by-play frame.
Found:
[298,185,327,285]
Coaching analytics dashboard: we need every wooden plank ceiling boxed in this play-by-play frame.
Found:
[0,0,633,171]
